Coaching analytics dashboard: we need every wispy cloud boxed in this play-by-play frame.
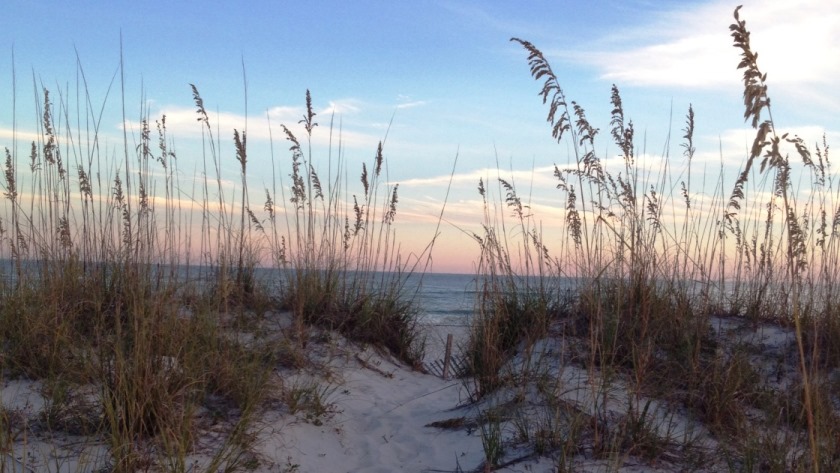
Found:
[399,165,559,191]
[319,99,363,116]
[396,100,426,110]
[0,128,43,144]
[267,105,304,122]
[561,0,840,90]
[121,104,383,150]
[436,1,552,40]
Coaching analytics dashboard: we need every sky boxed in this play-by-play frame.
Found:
[1,0,838,274]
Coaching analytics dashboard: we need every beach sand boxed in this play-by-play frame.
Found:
[0,312,808,472]
[1,318,489,473]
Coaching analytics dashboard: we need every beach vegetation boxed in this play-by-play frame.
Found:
[464,5,840,471]
[0,63,425,470]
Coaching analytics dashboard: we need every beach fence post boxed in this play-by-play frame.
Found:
[443,333,453,379]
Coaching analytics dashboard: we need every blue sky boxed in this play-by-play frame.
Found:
[1,0,838,273]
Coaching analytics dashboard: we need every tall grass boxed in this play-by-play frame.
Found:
[260,90,427,367]
[0,53,426,470]
[465,5,840,471]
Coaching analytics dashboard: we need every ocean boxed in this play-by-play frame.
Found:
[410,272,478,326]
[0,259,573,359]
[0,259,479,327]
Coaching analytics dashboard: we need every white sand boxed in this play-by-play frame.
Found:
[1,324,489,473]
[1,313,813,472]
[251,344,485,472]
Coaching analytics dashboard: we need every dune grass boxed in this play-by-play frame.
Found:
[464,6,840,471]
[0,57,426,470]
[1,5,837,473]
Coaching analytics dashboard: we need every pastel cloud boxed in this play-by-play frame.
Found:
[561,0,840,90]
